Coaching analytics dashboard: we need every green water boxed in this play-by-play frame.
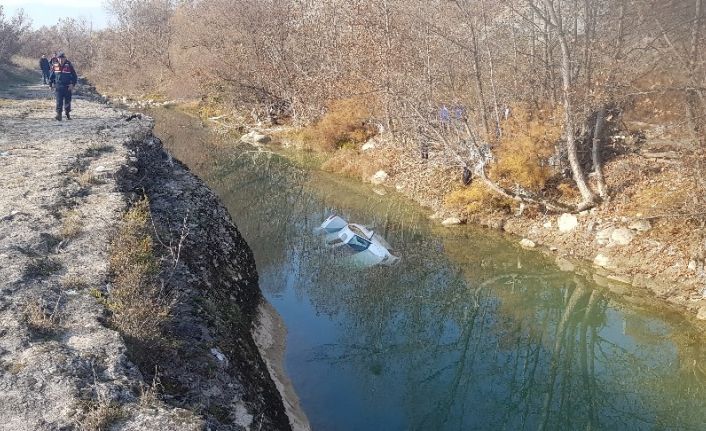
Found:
[153,108,706,431]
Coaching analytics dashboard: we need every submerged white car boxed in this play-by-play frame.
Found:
[317,215,400,267]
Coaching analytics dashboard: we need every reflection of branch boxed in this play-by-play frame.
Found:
[538,285,589,431]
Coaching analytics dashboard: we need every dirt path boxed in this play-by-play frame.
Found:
[0,84,207,429]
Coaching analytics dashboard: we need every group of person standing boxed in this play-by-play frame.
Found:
[39,52,78,121]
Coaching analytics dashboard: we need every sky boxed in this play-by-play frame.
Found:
[1,0,110,29]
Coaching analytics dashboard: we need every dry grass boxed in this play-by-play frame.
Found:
[491,103,560,192]
[77,171,105,187]
[444,182,514,215]
[139,370,163,408]
[296,97,376,151]
[61,274,89,290]
[108,197,172,344]
[320,147,397,180]
[556,181,581,201]
[60,210,83,239]
[24,298,62,333]
[75,398,123,431]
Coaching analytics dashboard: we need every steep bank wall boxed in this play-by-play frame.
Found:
[0,84,295,429]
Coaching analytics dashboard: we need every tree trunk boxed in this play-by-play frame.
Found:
[469,21,491,138]
[687,0,705,145]
[481,0,502,139]
[541,0,596,208]
[592,108,607,198]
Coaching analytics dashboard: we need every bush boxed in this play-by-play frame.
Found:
[490,104,560,192]
[445,182,514,215]
[299,97,376,151]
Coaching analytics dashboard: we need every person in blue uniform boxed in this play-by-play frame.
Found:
[39,55,50,84]
[49,52,78,121]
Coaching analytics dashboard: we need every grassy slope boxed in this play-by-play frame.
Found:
[0,57,40,92]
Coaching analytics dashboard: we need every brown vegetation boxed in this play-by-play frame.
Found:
[296,98,376,151]
[107,197,172,358]
[15,0,705,216]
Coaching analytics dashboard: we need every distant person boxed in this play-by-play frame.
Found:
[49,52,59,68]
[39,55,50,84]
[439,105,450,129]
[49,52,77,121]
[453,105,466,123]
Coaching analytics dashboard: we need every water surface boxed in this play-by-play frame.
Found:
[153,108,706,431]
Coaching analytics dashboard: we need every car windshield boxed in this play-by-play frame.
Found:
[347,234,371,252]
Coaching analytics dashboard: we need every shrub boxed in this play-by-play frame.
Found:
[490,104,560,192]
[300,97,376,151]
[445,182,514,215]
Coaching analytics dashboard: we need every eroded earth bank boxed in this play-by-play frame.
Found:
[0,84,302,430]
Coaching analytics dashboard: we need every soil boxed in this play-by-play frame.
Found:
[0,76,296,429]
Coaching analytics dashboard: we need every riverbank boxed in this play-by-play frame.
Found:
[107,89,706,321]
[227,121,706,324]
[0,81,298,429]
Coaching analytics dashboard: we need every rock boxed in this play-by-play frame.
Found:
[697,307,706,321]
[441,217,462,226]
[519,238,536,248]
[557,213,578,233]
[543,220,552,229]
[428,211,444,220]
[688,260,698,271]
[210,347,228,363]
[555,256,575,272]
[628,219,652,232]
[372,188,386,196]
[370,170,389,185]
[241,131,271,144]
[361,142,376,151]
[611,228,635,246]
[253,133,271,144]
[594,253,611,268]
[596,227,614,245]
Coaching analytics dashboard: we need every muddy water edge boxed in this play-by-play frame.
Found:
[150,107,706,431]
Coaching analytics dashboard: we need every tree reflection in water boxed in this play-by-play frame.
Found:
[154,108,706,431]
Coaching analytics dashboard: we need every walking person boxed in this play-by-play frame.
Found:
[49,52,77,121]
[39,55,50,84]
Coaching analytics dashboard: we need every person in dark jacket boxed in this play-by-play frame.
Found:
[49,52,78,121]
[39,55,50,84]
